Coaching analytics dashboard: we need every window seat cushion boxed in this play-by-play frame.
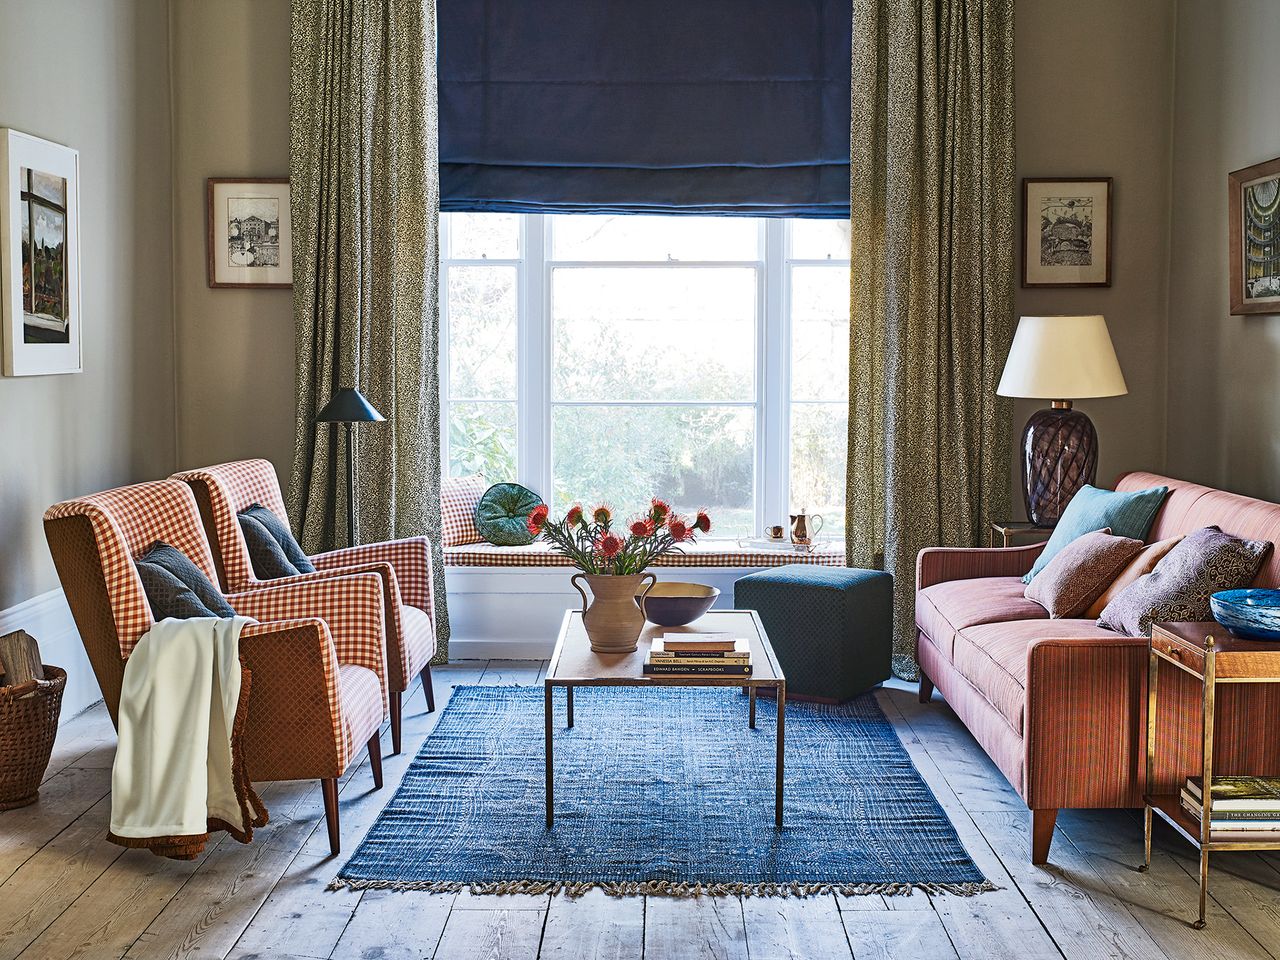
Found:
[443,540,846,568]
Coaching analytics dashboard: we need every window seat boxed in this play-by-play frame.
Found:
[442,540,846,568]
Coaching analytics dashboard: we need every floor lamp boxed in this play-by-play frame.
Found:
[316,387,385,546]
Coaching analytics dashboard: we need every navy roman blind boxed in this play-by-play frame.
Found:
[438,1,852,218]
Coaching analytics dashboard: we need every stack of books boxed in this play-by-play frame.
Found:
[1179,776,1280,839]
[642,634,752,677]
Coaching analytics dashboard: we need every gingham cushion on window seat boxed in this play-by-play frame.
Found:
[442,540,846,568]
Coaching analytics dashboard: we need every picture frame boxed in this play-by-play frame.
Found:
[206,178,292,288]
[1022,178,1112,288]
[0,129,82,376]
[1228,156,1280,316]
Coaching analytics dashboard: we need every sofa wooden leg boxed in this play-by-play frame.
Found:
[918,671,935,704]
[1031,808,1057,864]
[367,734,383,790]
[389,691,402,755]
[322,778,340,856]
[421,664,436,713]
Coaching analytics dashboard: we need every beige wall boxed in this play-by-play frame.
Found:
[170,0,295,479]
[1012,0,1176,513]
[1166,0,1280,501]
[0,0,175,609]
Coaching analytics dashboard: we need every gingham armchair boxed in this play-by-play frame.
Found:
[43,480,388,855]
[173,460,438,755]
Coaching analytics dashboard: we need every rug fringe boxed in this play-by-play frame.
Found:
[326,877,997,898]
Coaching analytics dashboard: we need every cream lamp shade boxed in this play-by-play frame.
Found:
[996,315,1128,400]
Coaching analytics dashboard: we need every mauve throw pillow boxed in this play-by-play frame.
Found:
[1098,526,1273,637]
[1024,529,1145,618]
[1084,535,1184,619]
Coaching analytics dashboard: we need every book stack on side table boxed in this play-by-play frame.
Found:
[1181,776,1280,841]
[643,634,752,677]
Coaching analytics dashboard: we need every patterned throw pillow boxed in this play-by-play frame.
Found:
[1083,535,1184,619]
[240,503,316,573]
[475,482,544,547]
[441,475,487,546]
[1098,526,1273,637]
[1023,529,1145,618]
[238,513,304,579]
[135,542,237,621]
[1023,484,1169,584]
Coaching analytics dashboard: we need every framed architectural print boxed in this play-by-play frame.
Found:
[206,178,292,288]
[1022,178,1112,288]
[1228,156,1280,315]
[0,129,82,376]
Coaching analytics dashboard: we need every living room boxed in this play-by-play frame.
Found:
[1,1,1278,958]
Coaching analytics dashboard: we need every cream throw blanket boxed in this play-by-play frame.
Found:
[108,617,267,860]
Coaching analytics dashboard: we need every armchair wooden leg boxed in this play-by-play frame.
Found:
[421,664,436,713]
[367,734,383,790]
[918,671,935,704]
[1031,808,1057,864]
[322,778,340,856]
[389,691,402,755]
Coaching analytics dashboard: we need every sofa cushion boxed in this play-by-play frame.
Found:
[916,576,1047,660]
[1024,483,1169,583]
[1024,529,1144,618]
[1084,535,1184,619]
[954,619,1121,735]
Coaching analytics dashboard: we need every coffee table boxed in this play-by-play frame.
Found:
[543,609,786,828]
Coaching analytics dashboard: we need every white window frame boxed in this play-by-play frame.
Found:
[440,214,846,539]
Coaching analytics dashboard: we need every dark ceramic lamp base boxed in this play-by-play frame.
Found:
[1019,402,1097,527]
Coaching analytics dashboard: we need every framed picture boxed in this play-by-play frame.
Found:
[1022,178,1112,288]
[0,129,82,376]
[206,178,292,288]
[1228,156,1280,315]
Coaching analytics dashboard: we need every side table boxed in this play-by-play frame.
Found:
[1140,621,1280,929]
[988,520,1053,548]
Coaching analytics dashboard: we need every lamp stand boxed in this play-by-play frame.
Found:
[344,421,357,547]
[1019,399,1098,528]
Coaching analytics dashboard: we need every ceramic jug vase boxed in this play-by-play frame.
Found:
[571,572,658,653]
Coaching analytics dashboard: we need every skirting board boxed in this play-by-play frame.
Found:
[0,588,98,722]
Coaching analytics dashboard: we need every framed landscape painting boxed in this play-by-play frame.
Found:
[207,178,292,288]
[1229,156,1280,315]
[0,129,82,376]
[1022,178,1112,288]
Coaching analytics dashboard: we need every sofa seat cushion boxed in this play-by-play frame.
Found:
[916,577,1047,659]
[953,619,1121,735]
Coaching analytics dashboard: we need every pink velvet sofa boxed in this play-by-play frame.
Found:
[915,472,1280,863]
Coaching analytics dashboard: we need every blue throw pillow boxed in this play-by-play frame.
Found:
[238,513,303,580]
[240,504,315,573]
[1023,484,1170,584]
[135,542,237,620]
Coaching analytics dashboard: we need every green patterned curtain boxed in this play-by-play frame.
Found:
[288,0,449,657]
[847,0,1015,677]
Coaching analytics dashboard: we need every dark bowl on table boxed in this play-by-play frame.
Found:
[1210,589,1280,642]
[635,582,720,627]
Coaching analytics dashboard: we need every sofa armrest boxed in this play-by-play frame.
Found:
[312,537,434,612]
[916,542,1046,590]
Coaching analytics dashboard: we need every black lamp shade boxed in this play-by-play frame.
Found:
[316,387,385,423]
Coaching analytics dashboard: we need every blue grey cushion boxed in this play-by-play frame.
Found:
[135,542,236,621]
[240,504,315,573]
[238,513,302,579]
[1023,484,1170,584]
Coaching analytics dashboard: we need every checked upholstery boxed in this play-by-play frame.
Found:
[44,480,387,778]
[172,460,437,709]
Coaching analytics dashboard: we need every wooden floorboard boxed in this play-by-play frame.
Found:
[7,665,1280,959]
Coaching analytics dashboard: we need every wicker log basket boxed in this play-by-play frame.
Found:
[0,665,66,809]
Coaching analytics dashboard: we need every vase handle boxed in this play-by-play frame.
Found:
[637,572,659,623]
[570,572,590,613]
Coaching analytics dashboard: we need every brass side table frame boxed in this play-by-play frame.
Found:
[1140,621,1280,929]
[543,609,786,830]
[987,520,1053,548]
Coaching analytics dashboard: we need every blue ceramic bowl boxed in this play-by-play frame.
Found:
[1210,589,1280,641]
[635,582,720,627]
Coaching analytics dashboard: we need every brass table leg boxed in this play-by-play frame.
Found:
[1195,643,1217,930]
[775,682,786,828]
[1140,646,1159,873]
[749,685,757,729]
[544,681,554,828]
[567,685,574,728]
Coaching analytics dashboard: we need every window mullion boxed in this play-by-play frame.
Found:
[761,218,789,537]
[518,214,548,495]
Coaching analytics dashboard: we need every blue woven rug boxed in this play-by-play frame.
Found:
[332,685,992,897]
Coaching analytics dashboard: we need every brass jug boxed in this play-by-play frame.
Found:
[789,512,824,543]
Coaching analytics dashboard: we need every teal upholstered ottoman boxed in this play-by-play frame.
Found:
[734,565,892,703]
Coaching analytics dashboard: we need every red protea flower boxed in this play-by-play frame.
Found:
[526,503,550,535]
[565,504,584,526]
[667,516,690,541]
[630,518,655,538]
[592,505,612,525]
[596,532,625,559]
[650,498,671,524]
[694,510,712,534]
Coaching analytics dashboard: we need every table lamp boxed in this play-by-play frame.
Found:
[316,386,385,546]
[997,315,1128,527]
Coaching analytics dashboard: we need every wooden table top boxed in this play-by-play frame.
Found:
[1151,621,1280,681]
[545,609,784,686]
